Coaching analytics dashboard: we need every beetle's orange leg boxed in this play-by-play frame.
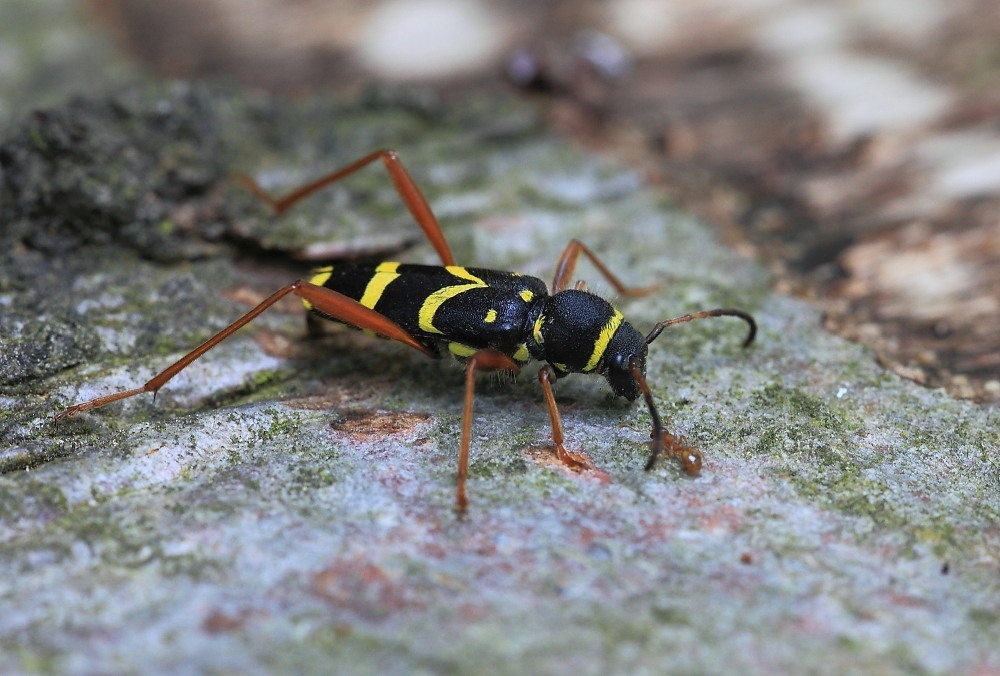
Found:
[57,281,434,418]
[537,365,591,470]
[234,149,455,266]
[551,239,657,295]
[456,349,520,512]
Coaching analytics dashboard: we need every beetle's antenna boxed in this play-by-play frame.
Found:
[645,309,756,348]
[629,357,703,474]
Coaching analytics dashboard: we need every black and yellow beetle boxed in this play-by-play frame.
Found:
[59,150,756,511]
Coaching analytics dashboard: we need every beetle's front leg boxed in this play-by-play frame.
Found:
[537,365,591,470]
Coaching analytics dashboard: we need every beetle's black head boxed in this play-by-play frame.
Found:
[600,320,648,401]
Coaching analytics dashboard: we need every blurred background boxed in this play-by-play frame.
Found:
[3,0,1000,401]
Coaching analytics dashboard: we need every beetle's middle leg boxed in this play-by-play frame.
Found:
[457,349,520,512]
[551,239,658,295]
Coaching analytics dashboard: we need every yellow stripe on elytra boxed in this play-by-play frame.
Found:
[309,266,334,287]
[418,266,487,334]
[448,342,478,358]
[302,266,335,310]
[445,266,484,283]
[512,344,530,362]
[583,309,623,372]
[359,262,400,309]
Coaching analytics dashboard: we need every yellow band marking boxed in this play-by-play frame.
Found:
[584,309,623,372]
[532,314,545,344]
[418,267,487,334]
[519,289,534,303]
[359,262,400,309]
[445,266,483,283]
[553,362,568,372]
[484,309,498,324]
[303,266,335,310]
[309,266,334,287]
[512,344,530,362]
[448,342,479,358]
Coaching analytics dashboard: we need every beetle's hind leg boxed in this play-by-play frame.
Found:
[234,149,456,266]
[57,281,435,418]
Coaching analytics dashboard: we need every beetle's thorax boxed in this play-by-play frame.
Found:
[525,289,646,399]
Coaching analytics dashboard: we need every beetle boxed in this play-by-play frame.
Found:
[58,150,756,511]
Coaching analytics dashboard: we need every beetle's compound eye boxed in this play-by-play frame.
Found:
[602,322,647,401]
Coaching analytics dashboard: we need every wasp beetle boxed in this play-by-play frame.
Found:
[59,150,756,511]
